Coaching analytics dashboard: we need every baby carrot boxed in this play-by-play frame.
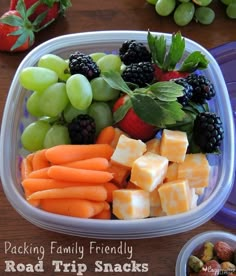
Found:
[32,149,50,171]
[45,144,114,164]
[28,167,50,179]
[96,126,115,144]
[21,157,33,180]
[62,157,110,171]
[40,198,106,218]
[22,178,108,193]
[24,188,40,207]
[48,165,114,183]
[93,209,111,219]
[28,186,107,201]
[103,182,119,203]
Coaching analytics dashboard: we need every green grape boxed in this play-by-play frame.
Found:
[146,0,157,5]
[21,120,51,151]
[19,67,58,92]
[195,6,215,24]
[192,0,212,6]
[97,54,122,73]
[178,0,190,2]
[220,0,234,4]
[37,54,68,80]
[39,83,69,117]
[90,52,106,62]
[88,102,113,135]
[174,2,195,26]
[66,74,93,110]
[44,124,71,148]
[63,103,88,123]
[226,3,236,18]
[26,92,44,117]
[91,77,120,102]
[155,0,176,16]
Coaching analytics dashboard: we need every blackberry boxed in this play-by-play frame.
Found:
[193,112,224,153]
[68,114,96,144]
[121,62,154,87]
[173,78,193,106]
[119,40,152,65]
[186,73,216,104]
[69,52,100,80]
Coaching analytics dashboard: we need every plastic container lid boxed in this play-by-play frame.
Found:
[210,42,236,229]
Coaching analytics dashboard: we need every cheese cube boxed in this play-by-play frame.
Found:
[160,129,188,163]
[150,206,166,217]
[110,128,129,148]
[112,189,150,220]
[111,134,146,168]
[108,162,130,188]
[146,138,161,154]
[158,179,191,215]
[164,162,179,182]
[177,153,210,188]
[149,185,162,207]
[130,152,168,192]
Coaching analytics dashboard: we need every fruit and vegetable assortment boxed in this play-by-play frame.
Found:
[187,240,236,275]
[147,0,236,26]
[0,0,71,52]
[18,31,224,220]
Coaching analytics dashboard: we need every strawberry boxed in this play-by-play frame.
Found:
[113,95,157,141]
[9,0,71,28]
[147,31,209,81]
[0,0,44,52]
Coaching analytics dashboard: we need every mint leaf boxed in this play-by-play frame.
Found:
[179,51,209,72]
[149,81,183,101]
[113,98,132,123]
[130,94,185,128]
[102,71,132,95]
[148,31,166,67]
[163,32,185,71]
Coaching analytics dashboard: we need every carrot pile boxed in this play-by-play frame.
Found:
[20,142,120,219]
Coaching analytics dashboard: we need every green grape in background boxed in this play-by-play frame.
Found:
[90,52,106,62]
[220,0,234,5]
[195,6,215,24]
[146,0,157,4]
[63,103,88,123]
[174,2,195,26]
[178,0,190,2]
[226,2,236,18]
[26,92,44,117]
[155,0,176,16]
[192,0,213,6]
[97,54,122,73]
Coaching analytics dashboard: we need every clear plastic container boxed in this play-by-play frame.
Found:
[0,31,235,239]
[175,231,236,276]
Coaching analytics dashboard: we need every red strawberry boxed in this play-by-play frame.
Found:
[113,95,157,141]
[0,1,40,52]
[9,0,71,28]
[148,31,208,82]
[153,64,190,81]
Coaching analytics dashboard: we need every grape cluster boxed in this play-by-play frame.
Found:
[20,53,120,151]
[147,0,236,26]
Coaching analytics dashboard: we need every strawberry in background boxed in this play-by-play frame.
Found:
[9,0,71,27]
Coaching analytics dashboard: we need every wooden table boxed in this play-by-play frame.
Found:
[0,1,236,275]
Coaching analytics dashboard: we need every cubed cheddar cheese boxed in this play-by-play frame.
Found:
[164,162,179,182]
[149,185,162,207]
[112,189,150,220]
[110,128,129,148]
[108,162,130,188]
[160,129,188,163]
[195,187,205,195]
[177,153,210,188]
[158,179,192,215]
[130,152,168,192]
[111,134,146,168]
[146,138,161,154]
[150,206,166,217]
